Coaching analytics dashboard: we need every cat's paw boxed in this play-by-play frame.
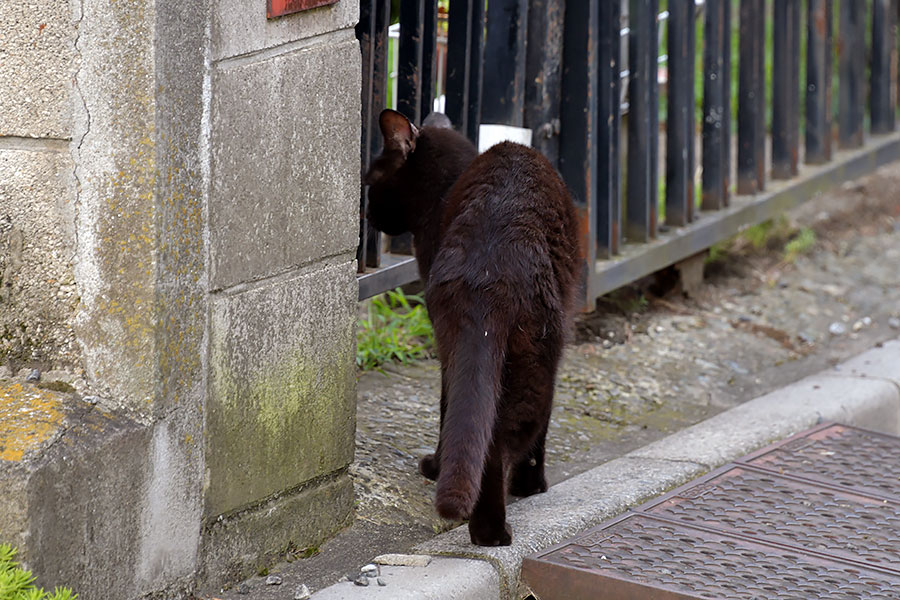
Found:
[469,521,512,547]
[418,454,440,480]
[509,468,548,497]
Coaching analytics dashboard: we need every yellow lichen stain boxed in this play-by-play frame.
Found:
[0,383,65,462]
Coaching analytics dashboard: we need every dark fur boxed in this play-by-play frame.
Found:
[365,110,580,546]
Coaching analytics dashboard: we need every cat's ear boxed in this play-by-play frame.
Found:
[422,112,453,129]
[379,109,419,158]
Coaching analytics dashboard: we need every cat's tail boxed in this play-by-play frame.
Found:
[433,310,508,521]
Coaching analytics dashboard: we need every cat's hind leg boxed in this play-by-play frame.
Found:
[509,420,548,497]
[505,332,561,498]
[467,442,512,546]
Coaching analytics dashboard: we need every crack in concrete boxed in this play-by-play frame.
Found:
[71,0,90,269]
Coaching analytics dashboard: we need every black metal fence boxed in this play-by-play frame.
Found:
[356,0,899,304]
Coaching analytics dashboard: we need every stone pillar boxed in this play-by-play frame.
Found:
[0,0,360,596]
[200,0,361,583]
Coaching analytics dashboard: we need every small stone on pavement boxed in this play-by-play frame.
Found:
[26,369,40,382]
[353,575,369,587]
[237,583,249,595]
[294,584,311,600]
[377,578,387,587]
[373,553,432,567]
[828,322,846,336]
[889,317,900,330]
[265,575,282,586]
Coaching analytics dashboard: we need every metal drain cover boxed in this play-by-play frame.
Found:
[522,423,900,600]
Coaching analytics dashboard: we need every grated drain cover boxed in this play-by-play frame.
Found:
[522,424,900,600]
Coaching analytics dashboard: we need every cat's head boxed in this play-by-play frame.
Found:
[364,109,456,236]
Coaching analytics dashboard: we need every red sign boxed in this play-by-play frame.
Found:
[267,0,339,19]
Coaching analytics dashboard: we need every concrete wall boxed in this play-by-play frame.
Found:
[0,0,79,371]
[0,0,360,596]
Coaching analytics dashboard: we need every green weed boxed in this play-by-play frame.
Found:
[783,227,816,262]
[0,545,76,600]
[357,288,435,371]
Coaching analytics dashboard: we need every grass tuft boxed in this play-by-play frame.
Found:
[357,288,435,371]
[0,544,76,600]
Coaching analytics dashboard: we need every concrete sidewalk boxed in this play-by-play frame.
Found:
[310,339,900,600]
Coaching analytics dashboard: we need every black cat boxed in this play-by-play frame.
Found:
[365,109,581,546]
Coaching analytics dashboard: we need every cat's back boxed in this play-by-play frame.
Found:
[433,142,580,305]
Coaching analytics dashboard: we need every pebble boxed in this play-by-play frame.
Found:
[84,396,99,405]
[353,574,370,587]
[889,317,900,330]
[361,563,378,577]
[26,369,41,383]
[237,583,249,595]
[294,584,311,600]
[377,578,387,587]
[265,575,282,586]
[798,332,816,345]
[724,360,749,375]
[828,322,846,336]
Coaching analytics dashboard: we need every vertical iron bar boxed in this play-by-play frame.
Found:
[357,0,390,270]
[626,0,659,242]
[666,0,695,227]
[702,0,729,210]
[393,0,426,255]
[559,0,598,303]
[722,0,732,205]
[420,0,439,119]
[446,0,485,143]
[755,0,765,187]
[597,0,622,257]
[772,0,800,179]
[737,0,765,194]
[806,0,833,163]
[482,0,529,126]
[398,0,426,123]
[871,0,897,134]
[789,0,800,175]
[524,0,565,164]
[839,0,865,148]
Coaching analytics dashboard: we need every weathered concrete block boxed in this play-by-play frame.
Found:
[199,470,354,588]
[211,0,359,61]
[0,0,75,139]
[209,35,360,290]
[0,147,79,369]
[0,380,164,599]
[205,260,357,517]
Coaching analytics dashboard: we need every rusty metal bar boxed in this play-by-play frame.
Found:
[737,0,765,194]
[524,0,565,165]
[665,0,696,227]
[596,0,622,258]
[357,0,390,270]
[870,0,897,134]
[482,0,529,126]
[625,0,659,243]
[420,0,439,119]
[702,0,731,210]
[772,0,800,179]
[806,0,833,164]
[839,0,866,148]
[559,0,598,304]
[398,0,426,124]
[446,0,485,144]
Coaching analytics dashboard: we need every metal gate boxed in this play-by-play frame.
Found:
[356,0,900,305]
